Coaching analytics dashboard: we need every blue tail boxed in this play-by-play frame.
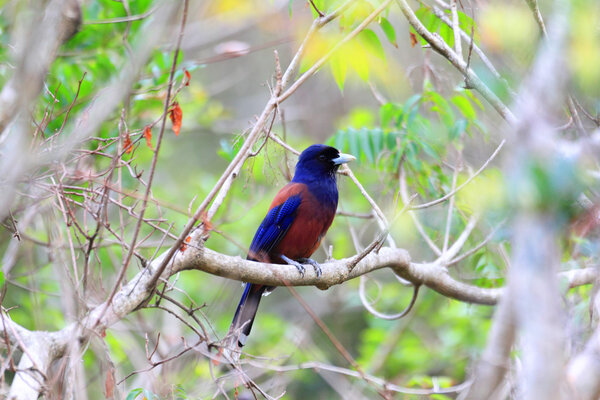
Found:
[229,283,266,347]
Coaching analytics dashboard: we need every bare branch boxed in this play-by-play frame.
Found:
[247,360,472,395]
[411,140,506,210]
[394,0,517,124]
[359,276,420,320]
[0,0,81,135]
[97,0,190,327]
[450,0,462,60]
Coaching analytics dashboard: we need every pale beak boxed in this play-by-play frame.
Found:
[332,153,356,165]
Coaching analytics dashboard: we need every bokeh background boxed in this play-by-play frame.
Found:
[0,0,599,398]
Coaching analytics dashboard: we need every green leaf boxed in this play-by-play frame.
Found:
[438,22,454,48]
[465,89,484,110]
[449,119,468,140]
[457,10,475,34]
[359,128,375,164]
[330,52,347,92]
[452,95,476,120]
[427,91,454,127]
[288,0,293,18]
[380,103,403,127]
[358,29,385,61]
[404,94,422,113]
[420,7,441,37]
[335,129,347,152]
[371,128,383,157]
[378,17,397,47]
[386,130,400,151]
[431,394,454,400]
[349,51,369,82]
[125,389,143,400]
[419,138,439,159]
[347,128,360,159]
[310,0,325,18]
[217,138,241,162]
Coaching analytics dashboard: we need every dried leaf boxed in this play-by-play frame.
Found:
[201,210,213,235]
[143,125,153,150]
[180,236,191,253]
[105,368,115,398]
[410,32,418,48]
[184,69,191,86]
[123,132,133,154]
[169,102,182,136]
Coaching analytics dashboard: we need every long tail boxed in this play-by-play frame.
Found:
[228,283,266,347]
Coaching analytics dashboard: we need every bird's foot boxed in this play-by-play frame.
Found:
[297,257,322,278]
[280,254,305,277]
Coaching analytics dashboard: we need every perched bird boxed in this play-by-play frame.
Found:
[228,144,355,347]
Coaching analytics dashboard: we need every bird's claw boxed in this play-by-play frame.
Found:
[298,257,322,278]
[281,254,306,277]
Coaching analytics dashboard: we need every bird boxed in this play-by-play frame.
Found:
[228,144,355,348]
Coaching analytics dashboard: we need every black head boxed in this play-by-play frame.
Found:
[292,144,356,183]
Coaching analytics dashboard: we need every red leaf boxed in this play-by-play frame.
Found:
[123,132,133,154]
[409,32,418,48]
[143,125,153,150]
[184,69,191,86]
[169,102,182,136]
[180,236,191,253]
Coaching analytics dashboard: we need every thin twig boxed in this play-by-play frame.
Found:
[248,360,472,395]
[97,0,190,326]
[443,165,460,252]
[395,0,516,124]
[411,140,505,210]
[84,6,158,25]
[449,219,506,265]
[450,0,462,60]
[359,276,421,320]
[399,167,442,256]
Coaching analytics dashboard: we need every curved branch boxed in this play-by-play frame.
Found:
[359,275,421,320]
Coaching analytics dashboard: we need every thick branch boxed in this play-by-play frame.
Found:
[174,231,503,304]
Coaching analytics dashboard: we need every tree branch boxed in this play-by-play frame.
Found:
[395,0,517,124]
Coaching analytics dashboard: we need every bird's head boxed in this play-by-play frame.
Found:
[293,144,356,183]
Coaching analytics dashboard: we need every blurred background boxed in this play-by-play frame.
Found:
[0,0,599,398]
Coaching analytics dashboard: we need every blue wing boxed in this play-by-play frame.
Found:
[247,194,302,259]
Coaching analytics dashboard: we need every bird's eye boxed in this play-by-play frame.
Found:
[319,155,326,161]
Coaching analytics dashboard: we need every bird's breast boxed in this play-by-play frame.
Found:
[273,191,335,261]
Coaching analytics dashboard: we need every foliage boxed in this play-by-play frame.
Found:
[0,0,598,398]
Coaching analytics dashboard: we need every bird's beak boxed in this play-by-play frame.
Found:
[332,153,356,165]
